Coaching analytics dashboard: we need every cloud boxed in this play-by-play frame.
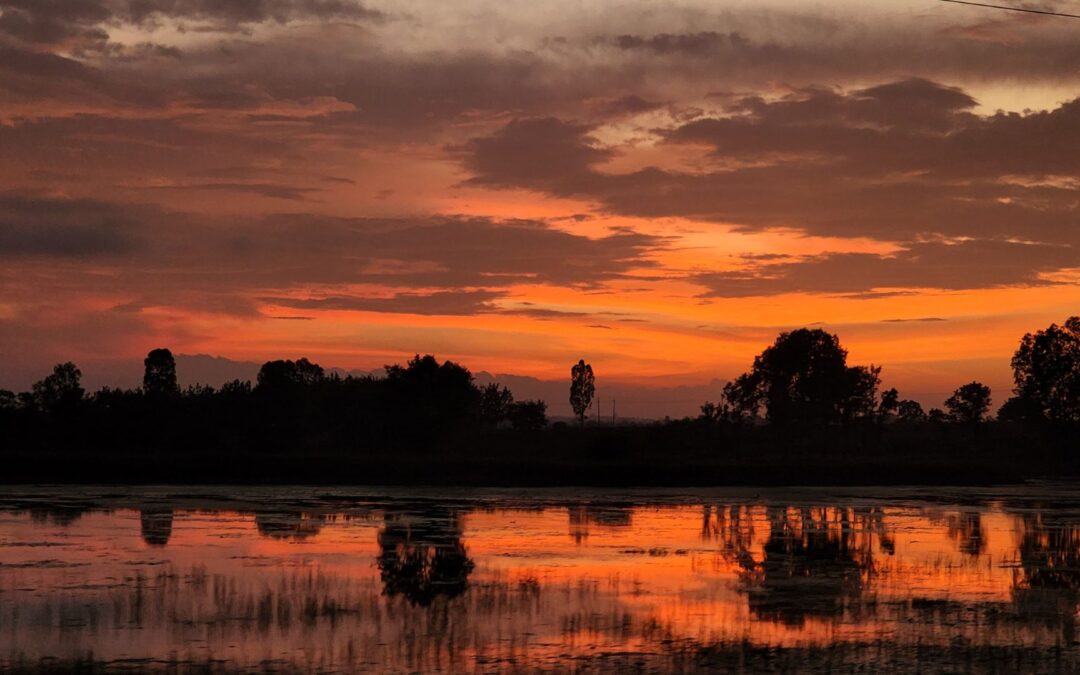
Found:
[458,117,614,192]
[0,194,662,315]
[0,0,384,48]
[693,239,1079,298]
[454,79,1080,293]
[0,194,142,257]
[262,290,503,316]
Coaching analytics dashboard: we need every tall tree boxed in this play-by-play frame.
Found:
[1011,316,1080,424]
[31,362,84,414]
[747,328,858,426]
[569,359,595,425]
[143,348,179,397]
[945,382,992,424]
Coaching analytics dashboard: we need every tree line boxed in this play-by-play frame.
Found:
[1,316,1078,458]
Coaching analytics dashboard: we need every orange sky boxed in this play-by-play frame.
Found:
[2,0,1079,413]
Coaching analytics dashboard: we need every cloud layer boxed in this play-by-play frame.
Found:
[1,0,1078,395]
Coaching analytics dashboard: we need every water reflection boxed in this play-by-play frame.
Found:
[377,505,474,605]
[2,486,1080,673]
[742,507,872,626]
[139,509,173,546]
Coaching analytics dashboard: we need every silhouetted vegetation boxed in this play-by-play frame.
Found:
[569,358,595,425]
[2,319,1079,485]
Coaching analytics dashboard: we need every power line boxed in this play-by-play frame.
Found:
[939,0,1080,19]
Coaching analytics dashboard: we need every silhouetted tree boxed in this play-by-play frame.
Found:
[878,387,899,421]
[0,389,15,411]
[700,401,721,421]
[840,365,881,424]
[256,358,325,389]
[479,382,514,427]
[508,400,547,430]
[384,355,481,435]
[998,395,1044,423]
[143,348,179,397]
[722,372,761,423]
[733,328,879,427]
[896,399,926,423]
[928,407,947,423]
[219,379,252,396]
[31,362,84,414]
[569,359,595,425]
[1011,316,1080,424]
[945,382,992,424]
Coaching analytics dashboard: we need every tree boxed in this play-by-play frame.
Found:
[699,401,721,422]
[840,365,881,424]
[256,358,325,390]
[31,362,84,414]
[479,383,514,427]
[721,372,761,423]
[896,399,926,423]
[384,355,481,432]
[508,400,548,430]
[927,407,947,424]
[738,328,874,427]
[944,382,992,424]
[997,395,1042,423]
[1011,317,1080,424]
[143,348,179,397]
[569,359,595,425]
[878,388,899,421]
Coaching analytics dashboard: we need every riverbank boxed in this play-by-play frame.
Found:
[2,421,1072,486]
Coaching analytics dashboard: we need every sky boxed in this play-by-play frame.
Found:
[1,0,1079,413]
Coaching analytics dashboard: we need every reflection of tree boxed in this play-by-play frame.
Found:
[568,504,632,544]
[702,505,757,571]
[739,507,886,627]
[1012,511,1080,643]
[946,511,985,556]
[254,511,324,540]
[27,506,87,526]
[377,506,474,606]
[139,509,174,547]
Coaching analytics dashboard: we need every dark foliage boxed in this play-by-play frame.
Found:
[2,319,1080,486]
[945,382,992,424]
[143,348,179,397]
[569,359,595,425]
[1011,317,1080,424]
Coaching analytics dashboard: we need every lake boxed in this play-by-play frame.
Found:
[1,484,1079,673]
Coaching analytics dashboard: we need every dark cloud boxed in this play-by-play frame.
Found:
[262,290,503,316]
[0,194,142,257]
[0,194,662,315]
[609,31,751,56]
[0,0,383,48]
[693,240,1079,298]
[458,118,614,192]
[456,80,1080,293]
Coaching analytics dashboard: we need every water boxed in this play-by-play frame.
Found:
[1,484,1079,673]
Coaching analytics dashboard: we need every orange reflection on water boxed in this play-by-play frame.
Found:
[1,488,1079,673]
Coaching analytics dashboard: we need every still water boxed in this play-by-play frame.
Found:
[1,484,1080,673]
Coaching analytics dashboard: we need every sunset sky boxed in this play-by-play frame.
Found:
[2,0,1079,412]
